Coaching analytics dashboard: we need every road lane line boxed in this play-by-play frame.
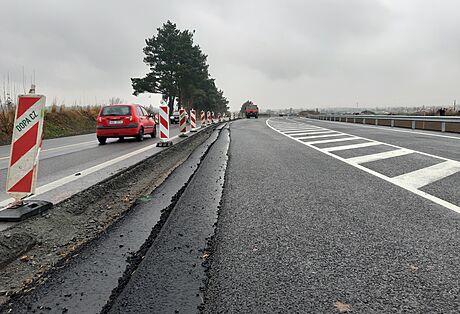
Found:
[280,128,324,133]
[323,142,381,152]
[276,119,455,162]
[0,133,184,209]
[391,160,460,189]
[346,149,413,164]
[296,133,345,140]
[285,131,333,137]
[291,131,341,137]
[0,140,97,160]
[300,117,460,140]
[306,137,361,145]
[267,119,460,214]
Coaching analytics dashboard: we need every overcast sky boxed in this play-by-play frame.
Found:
[1,0,459,110]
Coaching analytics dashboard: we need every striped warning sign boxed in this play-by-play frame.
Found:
[159,105,169,140]
[6,95,46,199]
[200,110,206,126]
[190,109,197,132]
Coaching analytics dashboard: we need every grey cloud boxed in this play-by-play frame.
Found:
[1,0,459,109]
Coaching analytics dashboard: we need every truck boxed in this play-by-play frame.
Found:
[244,104,259,119]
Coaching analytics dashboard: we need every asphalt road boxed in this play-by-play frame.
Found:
[2,118,459,313]
[0,124,183,229]
[203,118,459,313]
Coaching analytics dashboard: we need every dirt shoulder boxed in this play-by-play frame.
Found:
[0,126,215,305]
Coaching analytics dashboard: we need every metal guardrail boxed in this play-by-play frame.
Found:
[306,114,460,133]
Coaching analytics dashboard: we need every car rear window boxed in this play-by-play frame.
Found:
[100,106,132,116]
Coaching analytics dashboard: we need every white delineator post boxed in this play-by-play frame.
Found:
[190,109,197,132]
[200,110,206,127]
[6,94,46,204]
[157,105,172,147]
[179,108,187,137]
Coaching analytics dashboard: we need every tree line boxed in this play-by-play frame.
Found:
[132,21,229,115]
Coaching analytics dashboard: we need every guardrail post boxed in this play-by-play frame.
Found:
[363,118,366,124]
[441,122,446,132]
[391,119,394,127]
[345,117,348,123]
[411,120,416,130]
[353,118,356,123]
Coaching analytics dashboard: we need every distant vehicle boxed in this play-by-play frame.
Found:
[279,113,285,117]
[170,111,180,124]
[245,104,259,119]
[96,104,156,144]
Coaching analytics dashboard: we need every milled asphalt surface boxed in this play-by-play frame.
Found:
[4,126,222,314]
[106,126,229,313]
[203,118,459,313]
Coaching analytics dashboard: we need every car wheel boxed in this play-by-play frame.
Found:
[137,127,144,141]
[97,137,107,145]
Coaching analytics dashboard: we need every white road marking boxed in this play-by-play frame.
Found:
[280,128,324,133]
[267,119,460,214]
[346,149,413,164]
[323,142,381,152]
[286,131,334,137]
[0,140,97,161]
[288,130,336,136]
[300,117,460,140]
[296,133,346,140]
[0,133,184,209]
[306,136,361,145]
[392,160,460,189]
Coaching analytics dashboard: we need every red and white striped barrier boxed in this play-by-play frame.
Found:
[190,109,197,132]
[223,113,226,121]
[200,110,206,127]
[6,95,46,202]
[179,108,187,137]
[207,111,211,125]
[157,105,172,147]
[212,112,215,124]
[217,112,221,123]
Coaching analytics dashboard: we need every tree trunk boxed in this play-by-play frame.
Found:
[168,96,175,116]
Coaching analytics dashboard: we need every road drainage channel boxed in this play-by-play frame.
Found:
[3,124,228,314]
[103,125,230,313]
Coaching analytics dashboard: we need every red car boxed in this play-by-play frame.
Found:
[96,104,156,144]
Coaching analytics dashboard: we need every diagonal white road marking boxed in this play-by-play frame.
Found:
[347,149,413,164]
[392,160,460,189]
[268,118,460,214]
